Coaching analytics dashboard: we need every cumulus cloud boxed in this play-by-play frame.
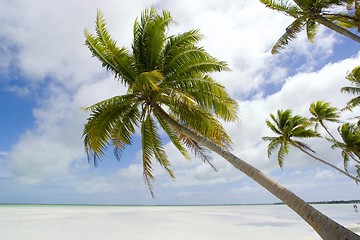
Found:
[1,0,359,203]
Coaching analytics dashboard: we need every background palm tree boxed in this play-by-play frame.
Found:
[263,109,359,181]
[309,101,360,170]
[262,109,320,168]
[83,8,360,239]
[329,123,360,168]
[309,101,340,136]
[259,0,360,54]
[342,0,360,31]
[341,66,360,110]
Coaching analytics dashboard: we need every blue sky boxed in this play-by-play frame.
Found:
[1,0,360,205]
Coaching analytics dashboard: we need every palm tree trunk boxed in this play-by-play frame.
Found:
[152,104,360,240]
[290,140,359,182]
[356,0,360,32]
[316,15,360,43]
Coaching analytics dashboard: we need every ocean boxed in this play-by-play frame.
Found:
[0,204,359,240]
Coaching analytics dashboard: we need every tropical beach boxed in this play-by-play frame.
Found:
[2,1,360,239]
[1,204,359,240]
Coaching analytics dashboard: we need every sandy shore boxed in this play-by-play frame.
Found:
[0,204,359,240]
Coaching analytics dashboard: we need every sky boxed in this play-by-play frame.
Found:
[1,0,360,205]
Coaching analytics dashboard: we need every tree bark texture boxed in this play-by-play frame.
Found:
[316,16,360,43]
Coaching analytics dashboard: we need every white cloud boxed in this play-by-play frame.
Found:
[1,0,359,204]
[313,169,337,180]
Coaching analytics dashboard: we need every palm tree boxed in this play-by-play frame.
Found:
[259,0,360,54]
[263,109,320,167]
[309,101,360,170]
[342,0,360,31]
[83,8,237,194]
[309,101,340,137]
[263,109,359,181]
[329,123,360,169]
[341,66,360,110]
[83,8,360,239]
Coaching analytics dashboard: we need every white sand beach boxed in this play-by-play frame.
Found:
[0,204,359,240]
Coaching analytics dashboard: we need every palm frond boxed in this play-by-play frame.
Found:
[166,98,232,148]
[306,18,318,42]
[163,45,231,78]
[278,141,289,168]
[265,118,283,135]
[83,96,139,166]
[130,70,163,94]
[346,66,360,83]
[341,150,350,172]
[291,116,320,138]
[147,115,175,178]
[133,8,173,71]
[178,132,217,171]
[292,140,316,153]
[85,11,136,85]
[341,76,360,110]
[111,107,140,160]
[141,116,155,196]
[271,18,306,54]
[83,94,136,112]
[260,0,302,17]
[262,137,281,158]
[341,86,360,95]
[344,96,360,110]
[162,29,204,67]
[162,75,238,122]
[293,0,313,11]
[309,101,340,123]
[154,112,191,161]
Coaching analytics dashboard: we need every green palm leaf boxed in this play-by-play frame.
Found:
[163,75,238,121]
[162,29,204,65]
[263,109,319,168]
[309,101,340,124]
[260,0,302,17]
[85,11,136,85]
[272,18,306,54]
[154,112,191,161]
[83,94,139,165]
[306,18,318,42]
[84,8,239,195]
[342,66,360,110]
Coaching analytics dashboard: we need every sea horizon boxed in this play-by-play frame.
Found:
[1,199,359,207]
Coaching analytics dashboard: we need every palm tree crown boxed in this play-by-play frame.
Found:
[83,8,238,194]
[309,101,340,137]
[262,109,320,167]
[309,101,340,125]
[331,123,360,162]
[341,66,360,110]
[260,0,360,54]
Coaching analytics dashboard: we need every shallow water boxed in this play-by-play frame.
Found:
[0,204,359,240]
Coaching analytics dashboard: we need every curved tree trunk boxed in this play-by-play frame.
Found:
[290,140,359,182]
[316,15,360,43]
[153,104,360,240]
